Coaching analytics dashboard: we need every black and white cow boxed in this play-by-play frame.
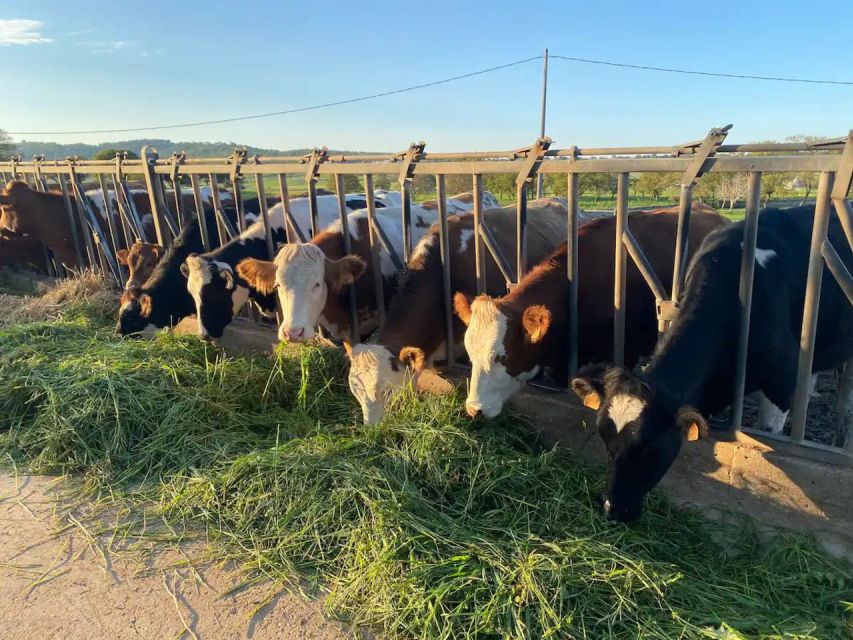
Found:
[571,205,853,522]
[183,192,399,339]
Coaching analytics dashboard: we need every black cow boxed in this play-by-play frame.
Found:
[572,205,853,522]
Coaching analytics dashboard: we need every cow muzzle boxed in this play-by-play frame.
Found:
[280,326,306,342]
[465,403,483,419]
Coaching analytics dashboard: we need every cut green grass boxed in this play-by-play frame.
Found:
[0,288,850,639]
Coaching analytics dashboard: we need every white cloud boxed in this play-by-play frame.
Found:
[0,19,52,46]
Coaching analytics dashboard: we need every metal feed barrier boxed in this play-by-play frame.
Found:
[2,125,852,466]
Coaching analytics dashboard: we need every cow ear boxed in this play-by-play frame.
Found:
[676,406,708,442]
[342,340,353,359]
[325,255,366,291]
[180,262,190,279]
[572,376,604,411]
[522,305,551,344]
[116,248,129,264]
[219,267,235,290]
[453,292,473,326]
[399,347,425,373]
[139,293,153,318]
[236,258,276,295]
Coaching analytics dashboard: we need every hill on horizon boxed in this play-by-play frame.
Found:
[13,138,387,160]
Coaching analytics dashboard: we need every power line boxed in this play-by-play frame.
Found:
[9,52,851,137]
[550,54,853,86]
[8,56,542,136]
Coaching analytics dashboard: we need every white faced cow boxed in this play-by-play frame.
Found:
[570,205,853,522]
[343,198,568,424]
[455,206,728,420]
[236,192,495,343]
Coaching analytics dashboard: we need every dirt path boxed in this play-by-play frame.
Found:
[0,473,359,640]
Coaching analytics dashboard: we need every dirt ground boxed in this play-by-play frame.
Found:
[0,473,362,640]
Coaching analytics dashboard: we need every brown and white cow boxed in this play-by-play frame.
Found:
[117,242,162,289]
[454,206,729,419]
[236,192,493,343]
[343,198,569,424]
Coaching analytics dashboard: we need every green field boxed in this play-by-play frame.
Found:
[0,279,850,640]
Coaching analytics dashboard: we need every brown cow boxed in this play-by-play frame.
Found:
[454,206,729,418]
[0,235,49,272]
[343,198,569,424]
[117,242,162,290]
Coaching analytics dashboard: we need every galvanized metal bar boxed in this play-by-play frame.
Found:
[472,174,486,294]
[141,146,170,247]
[97,173,125,281]
[363,174,386,332]
[613,173,629,367]
[254,175,275,260]
[822,239,853,305]
[479,223,515,287]
[303,148,326,238]
[566,172,579,379]
[671,183,694,301]
[335,174,359,341]
[515,181,528,286]
[790,172,836,442]
[397,142,425,262]
[206,174,230,246]
[56,172,85,268]
[834,199,853,253]
[110,175,134,249]
[729,171,763,430]
[536,48,549,199]
[436,175,454,364]
[623,226,667,302]
[277,174,306,244]
[66,163,98,268]
[70,175,120,282]
[189,174,211,252]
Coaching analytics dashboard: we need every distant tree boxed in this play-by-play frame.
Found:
[325,174,361,194]
[693,172,721,206]
[412,174,435,198]
[372,175,394,191]
[544,174,567,198]
[635,172,678,200]
[92,148,139,161]
[444,174,471,196]
[760,173,789,206]
[483,174,516,201]
[0,129,16,160]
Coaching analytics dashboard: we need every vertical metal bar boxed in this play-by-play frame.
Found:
[141,147,170,247]
[536,48,549,199]
[335,174,359,341]
[567,172,579,379]
[401,181,412,262]
[472,174,486,294]
[436,174,454,364]
[172,179,184,229]
[364,174,386,332]
[515,180,528,284]
[729,171,763,430]
[67,167,98,268]
[613,173,629,366]
[671,183,694,304]
[278,174,297,243]
[110,175,133,249]
[232,175,246,233]
[189,174,211,252]
[97,173,125,282]
[57,172,85,269]
[255,174,275,260]
[789,171,835,442]
[207,174,228,246]
[307,176,319,238]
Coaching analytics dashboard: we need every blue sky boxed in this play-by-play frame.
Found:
[1,0,851,151]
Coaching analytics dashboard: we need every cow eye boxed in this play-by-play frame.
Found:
[494,354,506,365]
[314,282,321,289]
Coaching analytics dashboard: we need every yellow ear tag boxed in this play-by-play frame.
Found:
[686,422,700,442]
[583,392,601,410]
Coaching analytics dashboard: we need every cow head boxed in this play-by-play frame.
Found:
[571,366,708,522]
[182,254,245,340]
[0,181,34,234]
[117,242,162,290]
[343,342,423,424]
[237,244,365,343]
[116,288,154,335]
[455,293,548,418]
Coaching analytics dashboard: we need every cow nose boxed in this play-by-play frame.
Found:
[465,403,482,419]
[283,327,305,342]
[601,496,612,516]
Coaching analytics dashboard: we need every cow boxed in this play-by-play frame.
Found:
[236,192,495,344]
[181,192,400,340]
[454,206,728,420]
[342,198,568,424]
[570,205,853,522]
[0,235,49,272]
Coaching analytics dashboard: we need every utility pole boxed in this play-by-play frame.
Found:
[536,48,549,198]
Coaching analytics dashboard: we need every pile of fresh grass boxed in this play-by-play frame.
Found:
[0,300,850,639]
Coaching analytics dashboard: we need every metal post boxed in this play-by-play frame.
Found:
[67,162,98,268]
[278,174,304,243]
[536,48,548,199]
[729,171,763,430]
[303,148,326,239]
[141,146,170,247]
[97,173,125,281]
[671,183,693,302]
[207,174,230,246]
[472,174,486,294]
[515,180,528,285]
[57,172,85,269]
[789,172,835,442]
[364,174,386,332]
[566,172,579,379]
[397,142,425,263]
[335,174,359,341]
[255,175,275,260]
[613,173,629,366]
[436,174,454,364]
[189,174,211,252]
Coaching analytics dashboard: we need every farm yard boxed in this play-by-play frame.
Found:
[0,274,851,639]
